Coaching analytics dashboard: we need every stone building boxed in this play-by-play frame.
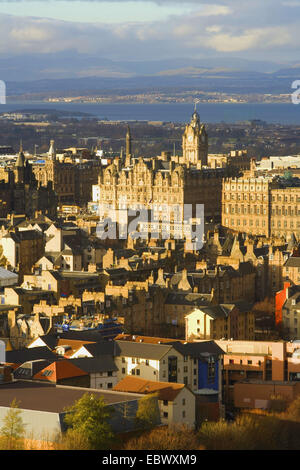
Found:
[0,144,57,219]
[33,140,101,206]
[98,111,230,247]
[222,172,300,240]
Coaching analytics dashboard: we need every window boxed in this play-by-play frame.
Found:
[107,383,113,389]
[208,356,216,382]
[145,360,149,366]
[136,369,140,376]
[163,412,168,418]
[163,400,168,406]
[247,360,252,365]
[182,399,186,406]
[182,411,186,418]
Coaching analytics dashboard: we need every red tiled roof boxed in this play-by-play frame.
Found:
[114,334,185,344]
[113,376,185,402]
[33,360,88,382]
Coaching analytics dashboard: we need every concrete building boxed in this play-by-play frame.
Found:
[234,380,300,410]
[215,339,300,409]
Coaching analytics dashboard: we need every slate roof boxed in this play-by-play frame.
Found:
[115,340,173,360]
[5,346,58,365]
[57,330,119,344]
[165,292,212,306]
[0,267,18,282]
[284,256,300,268]
[13,359,52,380]
[0,381,142,413]
[70,356,118,373]
[194,305,230,320]
[28,334,58,350]
[78,341,117,357]
[4,230,43,243]
[169,340,224,358]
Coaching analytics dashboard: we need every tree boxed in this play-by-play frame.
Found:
[0,399,25,450]
[63,393,114,450]
[284,395,300,421]
[135,393,160,430]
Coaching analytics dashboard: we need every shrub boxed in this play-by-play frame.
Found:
[124,425,202,450]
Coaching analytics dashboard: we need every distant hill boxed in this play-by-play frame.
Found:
[1,53,298,97]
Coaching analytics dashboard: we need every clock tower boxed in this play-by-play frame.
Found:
[182,109,208,167]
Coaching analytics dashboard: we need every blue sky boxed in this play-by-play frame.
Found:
[0,1,195,23]
[0,0,299,66]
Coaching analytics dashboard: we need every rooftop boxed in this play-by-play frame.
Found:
[0,381,143,413]
[113,376,186,402]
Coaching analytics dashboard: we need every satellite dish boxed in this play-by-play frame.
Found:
[0,340,5,363]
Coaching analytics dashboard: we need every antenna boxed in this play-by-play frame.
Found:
[194,98,200,113]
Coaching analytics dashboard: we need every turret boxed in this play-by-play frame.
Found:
[14,141,25,183]
[48,139,56,161]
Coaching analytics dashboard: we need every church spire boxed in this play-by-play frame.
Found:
[15,140,25,167]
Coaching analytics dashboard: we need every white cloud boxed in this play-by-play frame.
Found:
[204,27,292,53]
[193,5,231,16]
[0,0,299,62]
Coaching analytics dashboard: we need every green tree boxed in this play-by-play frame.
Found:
[0,399,25,450]
[135,393,160,430]
[63,393,114,450]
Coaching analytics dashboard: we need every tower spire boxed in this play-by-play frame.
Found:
[16,140,25,167]
[125,125,132,167]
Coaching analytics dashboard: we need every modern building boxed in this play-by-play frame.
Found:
[113,376,196,428]
[0,381,154,441]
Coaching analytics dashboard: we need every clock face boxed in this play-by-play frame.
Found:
[188,135,193,143]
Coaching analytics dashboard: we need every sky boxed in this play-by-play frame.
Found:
[0,0,299,69]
